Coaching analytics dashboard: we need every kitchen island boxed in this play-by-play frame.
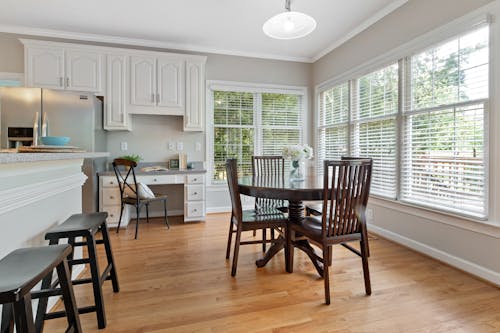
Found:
[0,152,108,268]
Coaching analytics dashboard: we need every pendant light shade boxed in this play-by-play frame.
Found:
[263,0,316,40]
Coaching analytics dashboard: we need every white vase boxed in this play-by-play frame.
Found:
[290,160,305,181]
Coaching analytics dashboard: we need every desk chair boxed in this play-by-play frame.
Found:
[112,158,169,239]
[288,159,372,304]
[225,158,288,276]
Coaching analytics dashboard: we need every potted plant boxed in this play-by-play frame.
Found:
[118,154,142,169]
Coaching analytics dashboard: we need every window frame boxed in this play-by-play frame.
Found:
[207,80,308,186]
[314,18,490,221]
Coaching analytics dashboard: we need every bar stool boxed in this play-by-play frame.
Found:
[0,244,81,333]
[35,212,119,331]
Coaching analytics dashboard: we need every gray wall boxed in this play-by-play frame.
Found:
[312,0,500,284]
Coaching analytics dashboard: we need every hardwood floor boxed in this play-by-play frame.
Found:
[44,213,500,332]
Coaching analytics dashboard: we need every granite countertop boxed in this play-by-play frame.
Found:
[98,168,207,177]
[0,152,110,164]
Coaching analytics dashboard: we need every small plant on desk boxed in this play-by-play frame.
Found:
[119,154,142,164]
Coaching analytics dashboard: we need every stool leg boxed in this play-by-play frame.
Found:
[13,295,35,333]
[35,239,58,333]
[1,304,14,333]
[67,237,76,276]
[56,259,82,333]
[100,223,120,293]
[87,235,107,329]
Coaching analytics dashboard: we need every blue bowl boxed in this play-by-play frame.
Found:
[40,136,70,146]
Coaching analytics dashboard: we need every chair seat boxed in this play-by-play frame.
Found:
[255,205,287,216]
[123,193,168,205]
[0,244,72,303]
[293,216,363,244]
[45,212,108,239]
[242,209,287,222]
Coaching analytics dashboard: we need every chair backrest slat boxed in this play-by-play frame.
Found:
[252,156,286,212]
[321,159,372,238]
[226,159,243,225]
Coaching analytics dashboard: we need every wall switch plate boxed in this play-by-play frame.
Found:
[177,142,184,151]
[195,142,202,152]
[168,142,175,150]
[120,142,128,151]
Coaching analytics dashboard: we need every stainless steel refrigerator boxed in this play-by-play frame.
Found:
[0,87,107,213]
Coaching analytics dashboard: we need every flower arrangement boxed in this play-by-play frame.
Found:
[282,144,313,162]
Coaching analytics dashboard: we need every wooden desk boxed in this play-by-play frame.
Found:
[238,175,325,273]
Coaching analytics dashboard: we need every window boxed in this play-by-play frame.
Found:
[402,26,488,217]
[210,84,305,183]
[316,24,489,218]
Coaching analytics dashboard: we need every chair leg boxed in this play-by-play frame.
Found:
[135,205,141,240]
[87,235,107,329]
[116,202,125,233]
[323,246,331,305]
[56,259,82,333]
[146,203,150,223]
[13,294,35,333]
[360,238,371,296]
[231,227,242,277]
[262,229,267,253]
[1,303,14,333]
[164,199,170,229]
[101,223,120,293]
[226,221,234,260]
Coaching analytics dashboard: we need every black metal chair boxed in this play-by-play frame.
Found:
[225,158,288,276]
[288,159,372,304]
[112,158,169,239]
[0,244,81,333]
[35,212,119,330]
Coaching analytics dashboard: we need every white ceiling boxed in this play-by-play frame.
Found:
[0,0,408,63]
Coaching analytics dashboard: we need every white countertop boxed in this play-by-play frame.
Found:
[0,152,110,164]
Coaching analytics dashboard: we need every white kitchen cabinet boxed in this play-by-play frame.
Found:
[184,59,206,131]
[99,176,129,228]
[129,55,185,116]
[105,54,130,131]
[184,173,206,222]
[25,45,65,89]
[22,40,103,93]
[65,49,103,92]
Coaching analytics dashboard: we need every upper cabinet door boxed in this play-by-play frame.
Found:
[157,56,185,110]
[105,54,130,131]
[130,55,156,107]
[184,59,206,131]
[25,46,65,89]
[66,50,102,92]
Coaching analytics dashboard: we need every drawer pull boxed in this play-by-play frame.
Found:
[109,181,114,185]
[193,192,198,195]
[193,209,197,212]
[154,178,157,182]
[193,178,197,181]
[110,196,114,199]
[110,214,114,217]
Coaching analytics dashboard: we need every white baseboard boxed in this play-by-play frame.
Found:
[207,206,231,213]
[368,224,500,286]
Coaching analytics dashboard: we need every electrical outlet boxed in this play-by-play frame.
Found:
[168,142,175,150]
[195,142,202,152]
[177,142,184,151]
[120,142,128,151]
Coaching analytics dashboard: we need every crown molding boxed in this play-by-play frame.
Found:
[0,24,313,63]
[311,0,409,62]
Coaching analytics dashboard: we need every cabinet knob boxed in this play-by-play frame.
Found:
[109,181,114,185]
[193,209,197,212]
[110,196,114,199]
[193,178,197,182]
[154,178,157,182]
[193,192,198,195]
[110,214,114,217]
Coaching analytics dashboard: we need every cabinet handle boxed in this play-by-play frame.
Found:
[193,192,198,195]
[154,178,157,182]
[151,94,155,103]
[157,93,160,103]
[109,181,114,185]
[66,77,70,87]
[59,77,63,87]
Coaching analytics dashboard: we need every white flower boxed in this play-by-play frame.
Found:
[282,144,313,161]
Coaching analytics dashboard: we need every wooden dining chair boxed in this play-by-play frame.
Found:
[288,159,372,304]
[251,155,288,252]
[225,158,288,276]
[112,158,169,239]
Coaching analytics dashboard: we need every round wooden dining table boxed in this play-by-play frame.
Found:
[238,175,326,274]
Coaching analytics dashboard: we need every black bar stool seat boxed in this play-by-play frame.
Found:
[36,212,119,331]
[0,244,81,333]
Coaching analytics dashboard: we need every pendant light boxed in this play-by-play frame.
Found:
[262,0,316,40]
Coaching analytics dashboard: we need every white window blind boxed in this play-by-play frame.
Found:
[351,63,398,198]
[317,82,349,171]
[211,88,304,183]
[402,26,489,218]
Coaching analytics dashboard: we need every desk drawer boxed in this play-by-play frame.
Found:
[185,202,204,218]
[185,185,204,201]
[101,177,119,187]
[136,174,183,185]
[102,188,121,205]
[186,174,204,184]
[103,206,122,223]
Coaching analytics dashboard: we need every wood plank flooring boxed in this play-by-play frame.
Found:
[44,213,500,332]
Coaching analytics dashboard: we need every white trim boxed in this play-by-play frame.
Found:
[207,80,308,95]
[0,72,23,81]
[0,25,310,63]
[316,12,491,91]
[311,0,410,62]
[368,224,500,286]
[207,206,232,214]
[0,173,87,215]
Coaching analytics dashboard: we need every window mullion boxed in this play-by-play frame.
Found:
[254,93,262,155]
